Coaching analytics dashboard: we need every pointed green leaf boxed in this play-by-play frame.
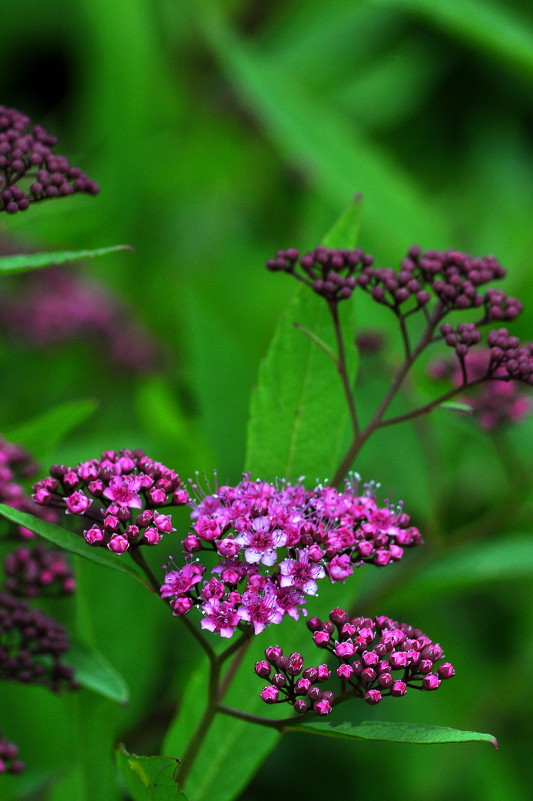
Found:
[245,204,360,481]
[4,398,98,457]
[0,244,133,275]
[292,720,498,748]
[116,746,187,801]
[68,640,130,704]
[322,194,363,248]
[0,504,150,590]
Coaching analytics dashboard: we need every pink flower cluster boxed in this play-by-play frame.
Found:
[256,608,454,715]
[0,267,162,373]
[33,449,188,554]
[430,349,531,429]
[160,476,422,638]
[4,546,75,598]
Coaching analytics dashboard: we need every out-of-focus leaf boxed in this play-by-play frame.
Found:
[4,399,98,458]
[245,199,361,480]
[293,720,498,748]
[116,746,187,801]
[0,504,150,590]
[438,401,473,414]
[369,0,533,82]
[0,245,133,275]
[388,535,533,605]
[68,640,130,705]
[191,5,449,255]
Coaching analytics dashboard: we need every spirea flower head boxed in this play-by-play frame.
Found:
[0,106,99,213]
[3,546,75,598]
[430,348,531,429]
[33,449,188,554]
[267,247,373,301]
[0,267,161,373]
[0,733,24,775]
[161,474,422,637]
[256,609,454,716]
[0,592,78,692]
[0,436,57,540]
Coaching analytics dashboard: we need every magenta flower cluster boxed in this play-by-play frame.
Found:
[4,546,75,598]
[256,608,454,715]
[0,106,98,214]
[0,267,161,373]
[33,449,189,554]
[430,349,531,429]
[0,592,78,692]
[0,734,24,775]
[160,475,421,638]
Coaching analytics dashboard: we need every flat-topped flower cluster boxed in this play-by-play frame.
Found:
[256,608,454,715]
[161,475,422,638]
[33,449,189,553]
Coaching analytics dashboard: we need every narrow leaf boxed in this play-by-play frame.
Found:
[438,401,473,414]
[293,720,498,748]
[322,194,363,248]
[68,640,130,705]
[116,746,187,801]
[0,244,133,275]
[0,504,150,590]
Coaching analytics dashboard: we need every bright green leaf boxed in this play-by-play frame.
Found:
[116,746,187,801]
[293,720,498,748]
[321,194,364,248]
[0,244,133,276]
[0,504,150,590]
[68,640,130,705]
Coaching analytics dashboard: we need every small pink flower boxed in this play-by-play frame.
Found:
[327,554,354,582]
[84,526,104,545]
[107,535,129,554]
[65,491,91,514]
[201,598,240,638]
[102,475,143,509]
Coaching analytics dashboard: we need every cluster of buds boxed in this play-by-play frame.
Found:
[0,592,78,692]
[430,349,531,429]
[0,734,24,775]
[0,106,98,214]
[0,267,161,373]
[33,449,188,554]
[256,608,454,716]
[267,247,373,301]
[160,475,421,638]
[3,546,75,598]
[0,437,57,540]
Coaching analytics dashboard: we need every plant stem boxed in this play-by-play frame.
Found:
[331,304,445,485]
[328,300,359,436]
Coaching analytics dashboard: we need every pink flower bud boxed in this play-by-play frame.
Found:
[390,680,407,697]
[438,662,455,679]
[65,492,91,514]
[334,640,355,658]
[84,526,104,545]
[107,535,129,554]
[143,527,162,545]
[314,699,332,715]
[364,689,382,705]
[171,596,193,615]
[183,534,201,553]
[422,673,441,690]
[260,686,279,703]
[153,513,174,533]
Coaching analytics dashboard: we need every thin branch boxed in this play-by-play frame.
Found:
[328,300,359,436]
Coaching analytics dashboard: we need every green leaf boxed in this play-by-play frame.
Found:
[4,398,98,458]
[292,720,498,748]
[245,203,361,481]
[116,746,187,801]
[0,504,151,590]
[0,244,133,276]
[387,535,533,606]
[321,194,363,248]
[438,401,473,414]
[68,640,130,705]
[191,5,450,254]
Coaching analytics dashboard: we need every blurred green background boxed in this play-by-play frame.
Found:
[0,0,533,799]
